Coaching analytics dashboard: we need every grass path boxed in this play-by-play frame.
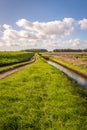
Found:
[0,55,87,130]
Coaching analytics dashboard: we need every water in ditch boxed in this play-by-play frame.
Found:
[48,60,87,88]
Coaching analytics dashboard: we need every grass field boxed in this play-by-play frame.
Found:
[0,52,34,66]
[0,55,87,130]
[0,52,34,73]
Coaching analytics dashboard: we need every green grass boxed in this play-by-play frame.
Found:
[42,54,87,75]
[50,56,87,75]
[0,55,87,130]
[0,52,34,66]
[0,56,35,73]
[75,54,87,60]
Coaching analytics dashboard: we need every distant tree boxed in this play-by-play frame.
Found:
[84,49,87,52]
[23,49,48,52]
[53,49,86,52]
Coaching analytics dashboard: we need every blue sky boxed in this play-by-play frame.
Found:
[0,0,87,51]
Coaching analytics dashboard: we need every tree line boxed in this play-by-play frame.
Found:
[23,49,48,52]
[53,49,87,52]
[21,48,87,52]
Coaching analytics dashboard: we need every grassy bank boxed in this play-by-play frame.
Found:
[0,52,35,73]
[0,55,87,130]
[0,56,35,74]
[0,52,34,66]
[41,53,87,76]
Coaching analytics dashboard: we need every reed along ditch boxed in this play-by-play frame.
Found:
[47,60,87,88]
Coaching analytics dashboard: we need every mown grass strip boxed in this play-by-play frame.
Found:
[0,55,87,130]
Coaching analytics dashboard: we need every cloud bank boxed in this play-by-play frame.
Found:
[0,18,87,51]
[16,18,74,36]
[78,19,87,29]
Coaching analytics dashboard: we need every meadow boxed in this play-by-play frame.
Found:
[0,54,87,130]
[0,52,34,73]
[0,52,34,66]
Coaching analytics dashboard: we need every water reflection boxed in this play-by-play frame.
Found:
[48,61,87,88]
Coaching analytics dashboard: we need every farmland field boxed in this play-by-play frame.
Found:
[0,52,34,73]
[43,52,87,76]
[0,51,34,66]
[47,52,87,67]
[0,54,87,130]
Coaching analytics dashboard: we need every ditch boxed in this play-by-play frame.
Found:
[48,60,87,88]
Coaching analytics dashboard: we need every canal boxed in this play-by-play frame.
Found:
[48,60,87,88]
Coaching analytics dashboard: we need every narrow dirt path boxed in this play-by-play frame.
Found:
[0,59,37,80]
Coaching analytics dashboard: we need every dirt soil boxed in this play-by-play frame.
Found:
[0,60,37,80]
[48,52,87,67]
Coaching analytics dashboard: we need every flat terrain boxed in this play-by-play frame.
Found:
[0,55,87,130]
[44,52,87,75]
[49,52,87,67]
[0,52,34,73]
[0,58,36,80]
[0,52,34,66]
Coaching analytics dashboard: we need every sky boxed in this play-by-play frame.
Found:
[0,0,87,51]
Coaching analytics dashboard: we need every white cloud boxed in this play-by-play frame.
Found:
[3,24,12,30]
[48,38,87,49]
[0,18,87,51]
[63,18,75,25]
[19,30,38,39]
[3,29,18,40]
[16,19,33,30]
[68,39,81,46]
[65,38,87,49]
[78,19,87,29]
[16,18,75,36]
[0,39,4,46]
